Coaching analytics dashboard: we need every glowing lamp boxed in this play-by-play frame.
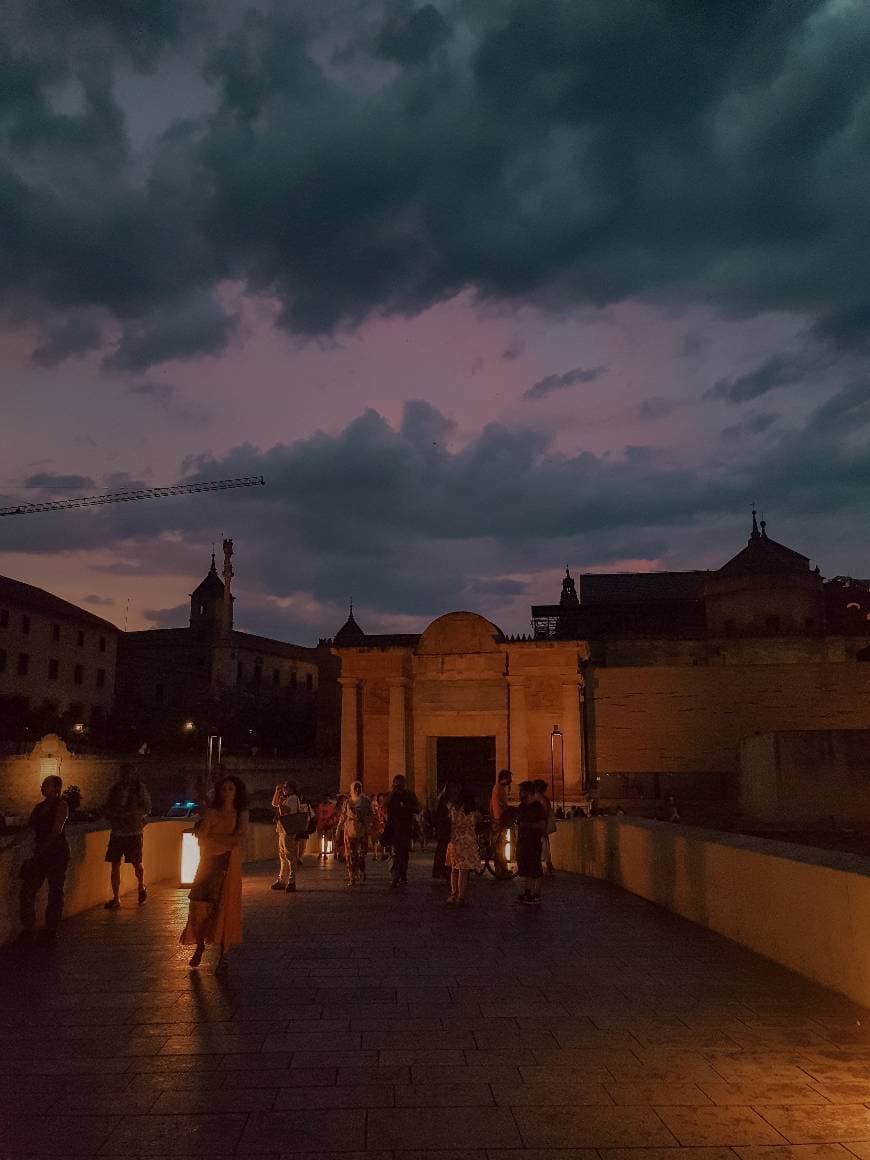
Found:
[504,829,512,862]
[72,722,84,734]
[183,719,195,733]
[180,830,200,886]
[320,834,334,857]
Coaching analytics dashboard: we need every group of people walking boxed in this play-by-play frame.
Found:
[12,763,556,970]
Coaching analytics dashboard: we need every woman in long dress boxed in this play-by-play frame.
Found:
[181,775,248,970]
[445,787,481,905]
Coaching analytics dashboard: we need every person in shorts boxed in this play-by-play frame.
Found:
[104,764,151,909]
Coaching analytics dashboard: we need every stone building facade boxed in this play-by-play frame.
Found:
[116,542,338,757]
[331,517,870,806]
[0,574,118,731]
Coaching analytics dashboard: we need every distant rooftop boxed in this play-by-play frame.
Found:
[0,574,118,633]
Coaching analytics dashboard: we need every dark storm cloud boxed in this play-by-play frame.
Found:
[523,364,607,401]
[720,411,779,441]
[82,593,114,607]
[30,314,103,367]
[3,1,870,369]
[373,3,453,64]
[4,390,870,635]
[710,352,825,404]
[104,294,235,372]
[23,472,96,491]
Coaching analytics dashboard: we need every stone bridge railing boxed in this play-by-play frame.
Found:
[551,816,870,1009]
[0,820,297,947]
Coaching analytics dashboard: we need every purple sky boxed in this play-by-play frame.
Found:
[2,1,870,644]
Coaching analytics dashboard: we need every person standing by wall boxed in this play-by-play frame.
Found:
[271,780,307,893]
[489,768,514,879]
[515,780,547,906]
[341,781,372,885]
[384,774,420,888]
[16,775,70,946]
[181,775,249,970]
[445,787,480,905]
[103,764,151,910]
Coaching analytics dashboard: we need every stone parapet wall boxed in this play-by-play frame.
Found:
[0,820,315,946]
[550,816,870,1008]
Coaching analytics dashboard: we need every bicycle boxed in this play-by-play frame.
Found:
[476,818,518,879]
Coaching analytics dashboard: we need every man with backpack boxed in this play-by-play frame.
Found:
[383,774,420,888]
[271,780,308,893]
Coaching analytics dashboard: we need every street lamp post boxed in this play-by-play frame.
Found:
[550,724,564,813]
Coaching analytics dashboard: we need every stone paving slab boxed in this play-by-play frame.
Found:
[3,853,870,1158]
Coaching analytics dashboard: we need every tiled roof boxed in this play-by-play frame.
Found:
[0,574,118,632]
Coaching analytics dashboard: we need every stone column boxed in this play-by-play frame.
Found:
[388,677,409,778]
[561,679,583,805]
[339,677,360,784]
[507,676,528,780]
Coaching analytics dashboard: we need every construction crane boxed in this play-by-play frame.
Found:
[0,475,266,518]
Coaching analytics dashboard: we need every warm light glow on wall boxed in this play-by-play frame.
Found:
[180,831,200,886]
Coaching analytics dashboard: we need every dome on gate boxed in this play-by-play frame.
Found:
[416,611,504,655]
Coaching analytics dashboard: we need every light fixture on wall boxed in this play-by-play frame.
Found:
[182,719,195,733]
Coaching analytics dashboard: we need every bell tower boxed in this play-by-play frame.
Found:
[190,551,227,639]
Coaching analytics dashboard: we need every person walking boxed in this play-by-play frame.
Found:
[489,768,514,879]
[181,775,249,970]
[371,792,387,860]
[384,774,420,888]
[340,781,372,885]
[432,780,459,880]
[103,764,151,909]
[16,775,70,946]
[271,780,307,893]
[515,780,547,905]
[445,787,481,904]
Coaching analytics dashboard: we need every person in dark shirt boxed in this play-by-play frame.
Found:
[514,780,547,906]
[16,775,70,944]
[384,774,420,888]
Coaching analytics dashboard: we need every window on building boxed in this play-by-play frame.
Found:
[0,609,8,628]
[74,664,84,685]
[69,702,82,721]
[273,668,280,687]
[198,602,206,616]
[77,630,84,647]
[253,663,263,687]
[98,636,106,653]
[290,670,297,690]
[52,624,61,642]
[48,659,59,680]
[305,673,313,690]
[22,615,30,635]
[236,661,243,682]
[17,652,29,676]
[96,668,105,689]
[0,648,6,671]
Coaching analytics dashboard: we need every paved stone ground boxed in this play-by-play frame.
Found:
[3,852,870,1159]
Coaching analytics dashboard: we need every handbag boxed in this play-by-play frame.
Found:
[280,809,309,837]
[189,852,230,903]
